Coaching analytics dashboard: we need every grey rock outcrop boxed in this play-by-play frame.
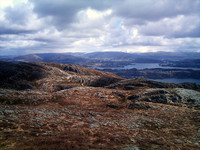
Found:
[137,88,200,109]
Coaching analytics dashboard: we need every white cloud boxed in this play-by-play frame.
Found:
[139,15,200,38]
[84,8,112,20]
[0,0,200,55]
[131,29,138,39]
[0,0,14,8]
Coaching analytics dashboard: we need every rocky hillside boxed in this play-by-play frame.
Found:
[0,61,200,150]
[0,61,122,91]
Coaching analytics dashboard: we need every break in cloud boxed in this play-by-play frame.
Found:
[0,0,200,55]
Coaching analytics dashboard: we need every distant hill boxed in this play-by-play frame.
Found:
[83,51,163,63]
[82,51,200,62]
[1,51,200,67]
[36,53,86,64]
[83,51,135,60]
[13,54,43,62]
[1,53,87,64]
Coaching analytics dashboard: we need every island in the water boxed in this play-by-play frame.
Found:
[1,51,200,84]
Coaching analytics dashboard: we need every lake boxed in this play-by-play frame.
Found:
[153,78,200,84]
[94,63,200,70]
[93,63,200,84]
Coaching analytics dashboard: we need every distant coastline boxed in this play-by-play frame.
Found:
[153,78,200,84]
[92,63,200,70]
[95,63,200,84]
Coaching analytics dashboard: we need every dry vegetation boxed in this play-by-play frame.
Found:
[0,62,200,150]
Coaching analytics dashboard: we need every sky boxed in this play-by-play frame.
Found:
[0,0,200,55]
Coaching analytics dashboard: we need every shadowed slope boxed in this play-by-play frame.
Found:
[0,61,123,91]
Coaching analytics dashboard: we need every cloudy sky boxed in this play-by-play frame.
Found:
[0,0,200,55]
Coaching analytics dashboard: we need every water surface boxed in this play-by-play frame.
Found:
[94,63,200,70]
[152,78,200,84]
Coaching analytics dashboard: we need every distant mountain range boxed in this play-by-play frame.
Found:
[1,51,200,71]
[1,51,200,62]
[0,53,87,64]
[82,51,200,60]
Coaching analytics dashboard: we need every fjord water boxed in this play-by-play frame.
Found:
[153,78,200,84]
[94,63,200,84]
[95,63,200,70]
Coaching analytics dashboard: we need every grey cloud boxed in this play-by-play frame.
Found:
[0,26,35,35]
[172,29,200,38]
[139,15,200,38]
[115,0,200,24]
[28,0,200,38]
[0,2,37,36]
[0,0,200,55]
[29,0,116,30]
[4,3,32,25]
[33,37,55,43]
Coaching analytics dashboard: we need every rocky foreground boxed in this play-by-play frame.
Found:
[0,61,200,150]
